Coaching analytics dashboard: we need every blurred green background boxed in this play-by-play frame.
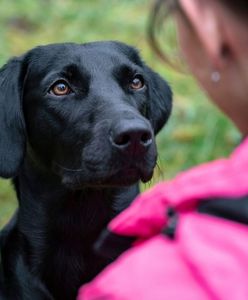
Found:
[0,0,240,228]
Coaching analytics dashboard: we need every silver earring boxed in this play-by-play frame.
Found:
[211,71,221,83]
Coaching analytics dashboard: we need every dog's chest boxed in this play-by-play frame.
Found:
[41,196,114,299]
[42,229,112,300]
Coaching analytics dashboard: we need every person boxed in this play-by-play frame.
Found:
[77,0,248,299]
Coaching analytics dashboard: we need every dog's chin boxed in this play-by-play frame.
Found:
[61,167,154,190]
[101,168,154,187]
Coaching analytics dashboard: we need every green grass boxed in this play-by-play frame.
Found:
[0,0,240,228]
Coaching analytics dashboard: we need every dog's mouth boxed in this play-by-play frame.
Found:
[102,165,154,186]
[54,161,155,189]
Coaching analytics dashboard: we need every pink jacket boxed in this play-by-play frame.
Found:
[78,137,248,300]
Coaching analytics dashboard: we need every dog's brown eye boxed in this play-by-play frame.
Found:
[50,81,71,96]
[130,75,144,90]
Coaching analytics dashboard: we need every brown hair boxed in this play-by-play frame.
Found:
[147,0,179,68]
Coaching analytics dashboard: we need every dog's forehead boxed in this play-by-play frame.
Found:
[27,42,142,75]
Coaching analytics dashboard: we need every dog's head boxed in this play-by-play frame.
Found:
[0,41,172,188]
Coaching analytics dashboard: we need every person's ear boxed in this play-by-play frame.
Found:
[179,0,224,68]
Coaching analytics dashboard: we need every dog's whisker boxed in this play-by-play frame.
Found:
[156,159,164,179]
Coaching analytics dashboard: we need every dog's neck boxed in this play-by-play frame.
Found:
[13,157,138,299]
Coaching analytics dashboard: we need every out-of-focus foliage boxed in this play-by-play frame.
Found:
[0,0,240,227]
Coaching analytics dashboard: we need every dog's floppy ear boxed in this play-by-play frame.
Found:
[145,67,172,134]
[0,57,26,178]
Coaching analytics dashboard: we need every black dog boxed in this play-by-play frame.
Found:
[0,41,172,300]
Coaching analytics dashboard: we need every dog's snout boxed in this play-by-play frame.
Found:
[110,120,153,154]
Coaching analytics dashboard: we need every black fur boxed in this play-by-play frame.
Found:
[0,41,172,300]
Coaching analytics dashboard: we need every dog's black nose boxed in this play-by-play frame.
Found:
[110,120,153,154]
